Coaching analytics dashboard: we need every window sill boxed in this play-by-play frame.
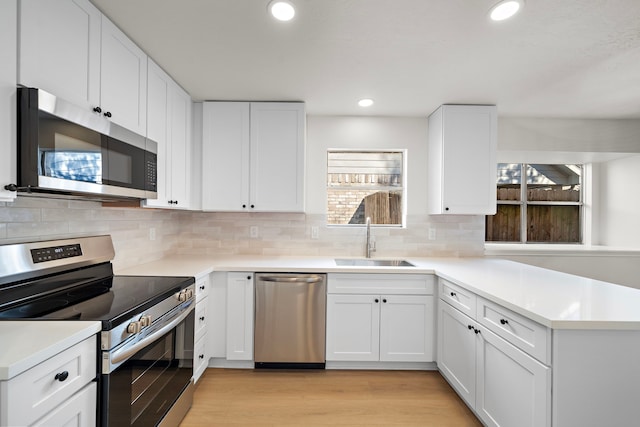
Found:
[484,243,640,257]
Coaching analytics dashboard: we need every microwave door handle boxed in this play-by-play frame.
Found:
[109,302,194,367]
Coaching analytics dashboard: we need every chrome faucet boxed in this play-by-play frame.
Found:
[366,217,376,258]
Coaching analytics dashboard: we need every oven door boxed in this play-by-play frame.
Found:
[101,307,194,427]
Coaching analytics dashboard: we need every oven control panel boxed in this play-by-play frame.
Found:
[31,243,83,263]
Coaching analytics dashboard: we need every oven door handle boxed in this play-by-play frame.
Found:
[110,303,194,365]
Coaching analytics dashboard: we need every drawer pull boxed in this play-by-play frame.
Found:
[382,298,387,303]
[199,354,205,359]
[374,298,379,303]
[200,285,205,290]
[474,328,481,335]
[199,316,205,321]
[468,325,474,330]
[450,292,456,297]
[500,318,509,325]
[54,371,69,382]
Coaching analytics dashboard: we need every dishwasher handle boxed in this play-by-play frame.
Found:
[259,275,324,284]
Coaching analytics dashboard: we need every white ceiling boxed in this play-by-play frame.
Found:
[91,0,640,118]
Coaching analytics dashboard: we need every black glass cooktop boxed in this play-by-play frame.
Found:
[0,272,194,330]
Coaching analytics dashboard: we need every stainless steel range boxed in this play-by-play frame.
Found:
[0,235,195,427]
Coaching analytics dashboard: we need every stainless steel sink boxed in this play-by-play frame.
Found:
[334,258,415,267]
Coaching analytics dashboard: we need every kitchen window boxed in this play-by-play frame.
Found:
[485,163,583,243]
[327,150,405,226]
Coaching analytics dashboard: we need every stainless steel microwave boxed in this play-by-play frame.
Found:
[11,87,157,201]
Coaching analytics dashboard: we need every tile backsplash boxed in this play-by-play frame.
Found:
[0,197,484,270]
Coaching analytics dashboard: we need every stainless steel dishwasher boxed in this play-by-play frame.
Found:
[254,273,327,369]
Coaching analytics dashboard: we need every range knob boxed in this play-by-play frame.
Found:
[140,315,152,327]
[176,291,187,302]
[127,321,142,334]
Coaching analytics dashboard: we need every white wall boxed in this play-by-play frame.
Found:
[599,154,640,247]
[498,117,640,154]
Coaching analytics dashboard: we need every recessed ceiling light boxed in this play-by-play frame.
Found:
[358,99,374,107]
[268,0,295,22]
[489,0,524,21]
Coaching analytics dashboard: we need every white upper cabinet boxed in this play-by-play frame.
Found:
[18,0,101,110]
[99,15,147,136]
[249,103,305,212]
[167,84,192,208]
[202,102,250,211]
[202,102,305,212]
[0,0,17,202]
[19,0,147,136]
[427,104,497,215]
[143,59,191,209]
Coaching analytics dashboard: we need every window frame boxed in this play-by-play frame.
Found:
[326,148,407,228]
[488,163,584,244]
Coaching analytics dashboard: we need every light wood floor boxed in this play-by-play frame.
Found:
[180,369,483,427]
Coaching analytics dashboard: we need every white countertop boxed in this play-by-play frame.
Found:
[0,321,101,380]
[116,255,640,331]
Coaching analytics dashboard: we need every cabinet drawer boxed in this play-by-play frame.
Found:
[195,299,208,342]
[194,336,207,383]
[477,297,550,364]
[31,382,96,427]
[328,274,434,295]
[3,335,97,426]
[439,279,477,318]
[195,275,210,303]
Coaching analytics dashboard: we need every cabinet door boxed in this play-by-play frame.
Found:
[167,84,191,208]
[202,102,250,211]
[100,15,147,135]
[208,272,227,358]
[380,295,434,362]
[144,59,171,207]
[250,102,305,212]
[0,0,17,202]
[476,327,551,427]
[19,0,101,111]
[326,294,380,361]
[427,104,497,214]
[226,273,254,361]
[437,301,477,408]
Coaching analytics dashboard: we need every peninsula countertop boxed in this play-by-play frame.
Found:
[116,255,640,330]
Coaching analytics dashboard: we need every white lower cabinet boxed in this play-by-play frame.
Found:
[192,274,210,383]
[0,335,97,427]
[438,301,477,406]
[438,279,551,427]
[31,382,96,427]
[194,336,207,382]
[326,274,435,363]
[226,272,254,361]
[476,324,550,427]
[326,294,380,361]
